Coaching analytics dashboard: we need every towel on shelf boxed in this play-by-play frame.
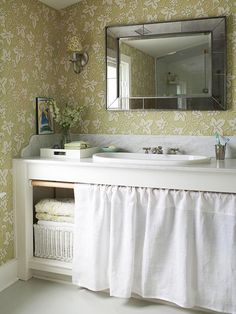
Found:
[64,141,90,150]
[36,212,74,223]
[35,198,74,216]
[37,220,74,228]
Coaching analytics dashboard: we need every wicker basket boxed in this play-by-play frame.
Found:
[34,224,73,262]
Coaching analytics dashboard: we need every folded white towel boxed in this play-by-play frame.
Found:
[35,198,74,216]
[64,141,90,149]
[38,220,74,228]
[36,213,74,223]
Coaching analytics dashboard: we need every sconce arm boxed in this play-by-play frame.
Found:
[69,52,89,74]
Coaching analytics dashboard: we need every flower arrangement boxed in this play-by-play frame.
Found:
[48,99,83,131]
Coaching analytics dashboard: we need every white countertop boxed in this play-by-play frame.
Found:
[15,156,236,174]
[13,157,236,193]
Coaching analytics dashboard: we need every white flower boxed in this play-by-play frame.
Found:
[192,111,203,118]
[92,119,101,130]
[156,117,167,130]
[1,120,14,135]
[17,109,26,123]
[27,113,35,129]
[108,112,119,122]
[58,76,68,89]
[114,0,126,9]
[228,117,236,131]
[210,118,225,134]
[13,47,24,64]
[80,120,90,133]
[160,7,177,20]
[144,0,160,9]
[0,169,8,186]
[1,49,11,63]
[21,69,29,82]
[173,127,183,135]
[139,119,153,134]
[83,21,94,33]
[1,31,14,45]
[83,80,97,92]
[108,127,117,134]
[0,78,7,95]
[48,100,83,130]
[1,141,12,154]
[174,112,187,121]
[82,4,98,17]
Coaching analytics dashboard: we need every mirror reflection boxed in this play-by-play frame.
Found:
[119,33,211,109]
[106,17,226,111]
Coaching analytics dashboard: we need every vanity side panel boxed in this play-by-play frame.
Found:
[13,160,33,280]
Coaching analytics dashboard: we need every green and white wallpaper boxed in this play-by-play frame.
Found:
[0,0,236,265]
[58,0,236,135]
[0,0,60,264]
[120,41,156,97]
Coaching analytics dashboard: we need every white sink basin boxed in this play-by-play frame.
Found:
[93,152,211,166]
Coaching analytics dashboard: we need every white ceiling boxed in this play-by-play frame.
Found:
[38,0,81,10]
[121,34,210,58]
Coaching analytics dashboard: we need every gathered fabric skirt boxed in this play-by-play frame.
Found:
[73,184,236,314]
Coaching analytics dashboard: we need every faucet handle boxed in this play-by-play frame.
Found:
[151,146,163,154]
[142,147,151,154]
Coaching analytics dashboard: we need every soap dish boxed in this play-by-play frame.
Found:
[101,146,119,152]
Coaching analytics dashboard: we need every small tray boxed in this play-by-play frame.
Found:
[40,147,100,159]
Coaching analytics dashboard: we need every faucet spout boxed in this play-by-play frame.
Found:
[151,146,163,154]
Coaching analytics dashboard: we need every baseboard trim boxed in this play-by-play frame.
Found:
[0,259,18,292]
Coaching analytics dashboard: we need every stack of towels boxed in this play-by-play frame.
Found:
[64,141,90,150]
[35,198,75,225]
[34,198,75,261]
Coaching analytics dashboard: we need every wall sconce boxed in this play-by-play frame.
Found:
[67,36,89,74]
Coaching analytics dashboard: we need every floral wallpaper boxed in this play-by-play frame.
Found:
[0,0,60,265]
[0,0,236,266]
[58,0,236,136]
[120,41,156,97]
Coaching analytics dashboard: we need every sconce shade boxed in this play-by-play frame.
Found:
[67,36,83,52]
[67,36,88,74]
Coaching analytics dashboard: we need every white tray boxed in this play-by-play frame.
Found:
[40,147,100,159]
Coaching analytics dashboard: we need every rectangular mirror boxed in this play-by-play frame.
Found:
[106,17,226,111]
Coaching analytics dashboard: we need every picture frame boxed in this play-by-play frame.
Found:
[36,97,54,135]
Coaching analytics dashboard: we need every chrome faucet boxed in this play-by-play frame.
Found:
[142,147,151,154]
[151,146,163,154]
[143,146,180,154]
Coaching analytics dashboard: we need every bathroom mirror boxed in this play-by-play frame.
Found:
[106,16,226,111]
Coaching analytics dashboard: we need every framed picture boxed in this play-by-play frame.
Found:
[36,97,54,135]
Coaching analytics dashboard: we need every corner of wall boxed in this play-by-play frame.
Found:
[0,259,18,292]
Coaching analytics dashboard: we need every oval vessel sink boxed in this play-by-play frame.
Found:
[93,152,211,166]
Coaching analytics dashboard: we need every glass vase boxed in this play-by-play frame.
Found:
[61,128,71,149]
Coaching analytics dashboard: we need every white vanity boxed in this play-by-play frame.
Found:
[13,155,236,280]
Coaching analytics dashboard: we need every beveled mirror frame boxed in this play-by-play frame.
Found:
[105,16,226,111]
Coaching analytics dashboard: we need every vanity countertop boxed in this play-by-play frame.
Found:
[15,156,236,173]
[13,157,236,194]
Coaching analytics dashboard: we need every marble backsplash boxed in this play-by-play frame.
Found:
[21,133,236,158]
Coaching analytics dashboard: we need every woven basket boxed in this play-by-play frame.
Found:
[34,224,73,262]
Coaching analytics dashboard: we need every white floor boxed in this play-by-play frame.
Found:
[0,278,207,314]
